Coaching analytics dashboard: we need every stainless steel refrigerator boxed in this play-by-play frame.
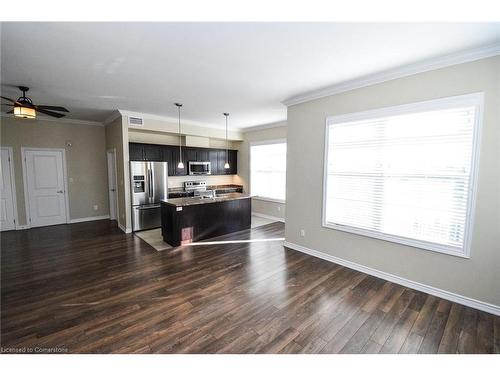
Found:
[130,161,168,231]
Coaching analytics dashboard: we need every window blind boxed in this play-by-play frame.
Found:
[251,142,287,201]
[324,97,481,256]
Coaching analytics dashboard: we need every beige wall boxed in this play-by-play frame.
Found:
[126,114,244,141]
[285,56,500,307]
[0,117,109,225]
[128,128,239,149]
[238,123,287,220]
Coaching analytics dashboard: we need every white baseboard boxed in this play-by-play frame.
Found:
[118,222,132,234]
[69,215,110,224]
[283,241,500,316]
[16,224,30,230]
[252,212,285,223]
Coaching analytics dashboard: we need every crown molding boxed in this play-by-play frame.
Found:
[282,42,500,107]
[241,120,287,133]
[0,113,103,126]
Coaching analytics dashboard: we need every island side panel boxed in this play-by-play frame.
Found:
[161,198,251,247]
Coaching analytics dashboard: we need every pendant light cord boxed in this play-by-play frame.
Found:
[175,103,183,164]
[224,113,229,165]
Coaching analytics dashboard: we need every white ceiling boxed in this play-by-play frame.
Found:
[1,22,499,128]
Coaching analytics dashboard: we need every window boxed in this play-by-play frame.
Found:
[250,140,287,202]
[323,93,483,257]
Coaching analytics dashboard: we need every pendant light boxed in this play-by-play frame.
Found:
[175,103,184,169]
[223,112,230,169]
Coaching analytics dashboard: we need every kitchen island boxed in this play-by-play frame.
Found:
[161,193,251,247]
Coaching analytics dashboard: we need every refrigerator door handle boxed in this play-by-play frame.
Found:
[149,168,154,199]
[136,204,161,210]
[146,167,152,200]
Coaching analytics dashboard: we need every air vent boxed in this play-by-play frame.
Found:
[128,116,144,127]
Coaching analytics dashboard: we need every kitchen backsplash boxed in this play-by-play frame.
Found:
[167,174,238,189]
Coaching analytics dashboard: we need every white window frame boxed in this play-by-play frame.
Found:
[322,93,484,258]
[250,138,287,203]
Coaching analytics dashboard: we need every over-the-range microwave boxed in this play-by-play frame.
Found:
[188,161,211,175]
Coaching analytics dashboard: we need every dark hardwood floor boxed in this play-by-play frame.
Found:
[1,220,498,354]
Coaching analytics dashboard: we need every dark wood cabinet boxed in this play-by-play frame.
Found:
[128,143,237,176]
[216,149,237,175]
[165,145,187,176]
[129,143,144,161]
[227,150,237,175]
[209,149,219,175]
[184,148,197,164]
[197,149,209,162]
[217,150,227,173]
[143,144,163,161]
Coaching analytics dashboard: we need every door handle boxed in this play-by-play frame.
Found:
[110,188,116,192]
[57,190,64,194]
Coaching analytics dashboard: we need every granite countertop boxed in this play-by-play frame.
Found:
[162,192,251,207]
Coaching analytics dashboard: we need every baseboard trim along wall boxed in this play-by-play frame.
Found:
[118,222,132,234]
[252,212,285,223]
[283,241,500,316]
[69,215,110,224]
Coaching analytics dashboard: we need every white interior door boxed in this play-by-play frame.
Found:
[24,149,68,227]
[0,148,17,231]
[107,150,118,220]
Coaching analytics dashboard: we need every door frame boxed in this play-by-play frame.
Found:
[0,146,19,230]
[21,147,70,227]
[107,148,119,221]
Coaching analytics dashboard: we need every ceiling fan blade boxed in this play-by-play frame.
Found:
[36,108,66,118]
[6,110,14,114]
[1,96,17,104]
[1,103,14,106]
[36,105,69,112]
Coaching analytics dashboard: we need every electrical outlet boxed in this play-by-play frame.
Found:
[277,206,281,212]
[69,177,74,183]
[93,205,99,211]
[300,229,306,237]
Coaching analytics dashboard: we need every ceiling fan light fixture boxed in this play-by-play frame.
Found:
[14,105,36,119]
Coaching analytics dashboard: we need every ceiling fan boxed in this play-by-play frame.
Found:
[1,86,69,119]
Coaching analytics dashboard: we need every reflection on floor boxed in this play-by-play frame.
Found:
[135,214,280,251]
[251,214,279,228]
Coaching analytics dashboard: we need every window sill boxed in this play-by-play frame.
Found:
[322,221,470,259]
[252,196,286,204]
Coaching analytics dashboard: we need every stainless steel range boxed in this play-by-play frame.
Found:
[184,181,215,198]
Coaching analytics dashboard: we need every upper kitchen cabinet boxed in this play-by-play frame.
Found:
[128,143,237,175]
[209,149,219,174]
[143,144,163,161]
[227,149,237,175]
[129,143,144,161]
[183,147,209,162]
[166,145,187,176]
[216,149,238,175]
